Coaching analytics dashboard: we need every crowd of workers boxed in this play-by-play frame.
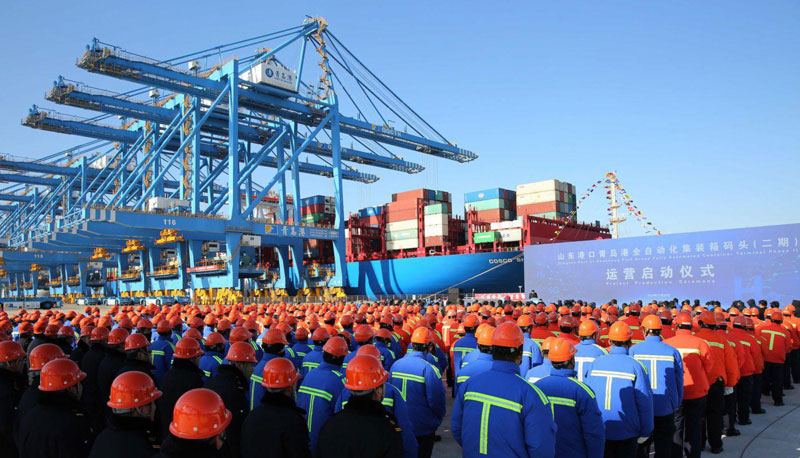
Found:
[0,297,797,458]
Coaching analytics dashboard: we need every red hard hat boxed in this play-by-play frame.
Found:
[732,316,747,328]
[548,338,577,363]
[356,344,382,360]
[229,327,252,343]
[261,357,300,389]
[57,325,74,338]
[28,343,66,371]
[322,336,349,357]
[578,320,599,337]
[189,317,204,329]
[124,333,150,351]
[492,322,524,348]
[225,342,258,363]
[174,337,204,359]
[294,327,309,341]
[205,332,226,347]
[312,327,331,342]
[0,341,25,363]
[108,328,130,345]
[344,355,388,391]
[90,326,110,342]
[169,388,231,440]
[156,320,171,334]
[137,318,153,329]
[44,324,60,337]
[558,315,577,328]
[410,327,433,344]
[463,314,480,328]
[516,315,533,327]
[18,322,33,334]
[675,312,693,327]
[698,311,716,327]
[641,315,662,330]
[770,311,784,323]
[216,319,232,332]
[353,324,375,343]
[183,328,203,341]
[476,324,496,346]
[80,325,95,338]
[608,322,633,342]
[107,371,162,409]
[262,329,288,346]
[39,358,86,392]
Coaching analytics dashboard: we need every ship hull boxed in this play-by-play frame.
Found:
[346,250,524,298]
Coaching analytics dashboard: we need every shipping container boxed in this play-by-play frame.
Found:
[386,219,418,232]
[423,202,451,215]
[385,229,419,241]
[516,190,560,206]
[358,206,385,218]
[386,239,419,251]
[239,60,298,93]
[464,188,516,203]
[474,209,515,222]
[464,198,514,212]
[517,202,558,215]
[424,236,448,246]
[489,219,523,230]
[423,213,448,227]
[515,179,562,195]
[473,231,500,244]
[497,228,522,242]
[385,208,419,223]
[423,225,448,237]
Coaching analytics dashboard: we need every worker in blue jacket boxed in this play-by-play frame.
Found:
[296,336,348,452]
[249,329,292,410]
[576,320,608,381]
[525,336,555,383]
[390,327,446,458]
[535,338,605,458]
[629,315,683,458]
[291,327,313,361]
[585,322,654,457]
[451,315,480,374]
[336,345,420,458]
[198,332,226,381]
[455,325,495,392]
[518,315,544,376]
[374,329,397,370]
[452,322,557,458]
[151,319,176,385]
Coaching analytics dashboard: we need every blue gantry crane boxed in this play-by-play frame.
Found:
[0,18,476,304]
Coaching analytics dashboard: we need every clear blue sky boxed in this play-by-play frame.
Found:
[1,1,798,236]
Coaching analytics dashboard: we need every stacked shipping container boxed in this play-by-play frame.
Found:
[515,179,576,220]
[464,188,517,223]
[300,195,335,225]
[385,189,451,251]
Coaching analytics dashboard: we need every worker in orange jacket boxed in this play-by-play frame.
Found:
[715,313,743,436]
[529,313,556,346]
[729,316,757,425]
[664,312,715,458]
[692,311,732,454]
[757,311,792,406]
[779,308,799,390]
[745,317,767,415]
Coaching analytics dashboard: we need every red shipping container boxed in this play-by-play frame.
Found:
[386,200,423,212]
[517,202,558,215]
[474,209,512,222]
[301,203,326,215]
[424,236,447,246]
[392,189,432,202]
[385,208,419,223]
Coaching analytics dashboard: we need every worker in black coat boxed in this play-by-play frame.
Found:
[316,355,403,458]
[17,359,95,458]
[97,328,129,406]
[241,357,311,458]
[205,342,257,458]
[118,333,156,381]
[159,337,206,438]
[89,371,161,458]
[81,327,110,432]
[69,325,93,365]
[25,322,52,353]
[0,341,27,457]
[155,388,230,458]
[14,343,67,445]
[15,322,34,351]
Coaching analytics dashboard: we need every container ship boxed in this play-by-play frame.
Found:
[296,179,610,297]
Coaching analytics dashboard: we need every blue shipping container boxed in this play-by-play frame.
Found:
[465,188,516,203]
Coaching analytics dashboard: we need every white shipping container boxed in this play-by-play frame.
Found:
[490,219,522,230]
[90,154,136,172]
[386,219,418,232]
[423,225,448,237]
[240,60,298,93]
[147,197,190,211]
[423,213,448,227]
[515,179,560,195]
[516,191,559,205]
[386,239,419,251]
[498,228,522,242]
